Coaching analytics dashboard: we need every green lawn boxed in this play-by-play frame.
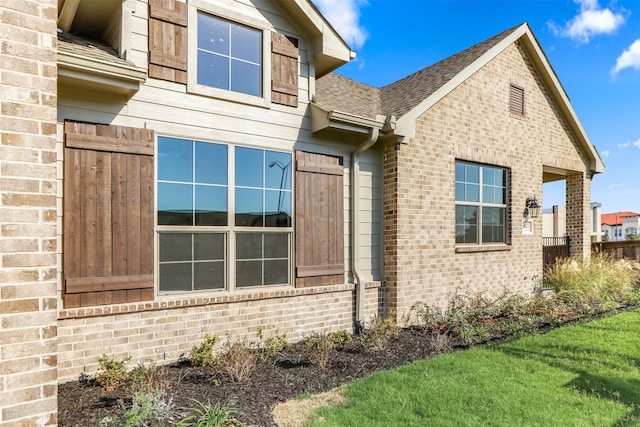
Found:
[309,310,640,427]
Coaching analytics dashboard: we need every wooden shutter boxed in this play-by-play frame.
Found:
[272,33,299,107]
[295,151,345,287]
[509,84,525,115]
[148,0,187,84]
[63,122,155,308]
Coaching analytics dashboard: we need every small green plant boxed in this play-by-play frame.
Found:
[257,327,290,360]
[95,354,132,391]
[190,333,219,367]
[176,399,243,427]
[218,337,256,382]
[305,332,334,369]
[99,388,174,427]
[329,329,352,347]
[361,313,398,351]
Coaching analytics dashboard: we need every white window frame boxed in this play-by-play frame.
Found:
[455,160,509,246]
[155,135,294,295]
[187,0,272,108]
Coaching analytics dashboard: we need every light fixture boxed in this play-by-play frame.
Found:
[524,196,540,219]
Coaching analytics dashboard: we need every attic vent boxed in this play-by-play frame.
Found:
[509,84,525,116]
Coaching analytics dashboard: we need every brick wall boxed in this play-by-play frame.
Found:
[0,1,59,425]
[57,284,382,382]
[384,42,593,317]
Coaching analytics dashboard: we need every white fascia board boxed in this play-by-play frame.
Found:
[58,51,146,83]
[518,28,605,174]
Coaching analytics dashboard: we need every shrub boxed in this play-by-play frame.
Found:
[361,313,398,351]
[95,354,132,391]
[176,399,243,427]
[190,333,219,367]
[257,327,290,360]
[219,337,256,383]
[99,388,174,427]
[305,332,334,369]
[329,329,353,347]
[129,362,166,393]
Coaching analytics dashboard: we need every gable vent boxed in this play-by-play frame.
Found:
[509,84,525,116]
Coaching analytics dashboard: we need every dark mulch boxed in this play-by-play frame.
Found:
[58,305,637,426]
[58,327,454,426]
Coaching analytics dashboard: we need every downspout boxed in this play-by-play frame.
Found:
[352,127,379,333]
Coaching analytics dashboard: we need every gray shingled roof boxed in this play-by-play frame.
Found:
[315,24,522,120]
[58,32,137,68]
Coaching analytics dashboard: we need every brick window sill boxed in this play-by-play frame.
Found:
[455,244,512,253]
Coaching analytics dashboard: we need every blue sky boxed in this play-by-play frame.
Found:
[311,0,640,214]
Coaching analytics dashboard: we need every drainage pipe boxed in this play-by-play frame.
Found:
[351,127,379,332]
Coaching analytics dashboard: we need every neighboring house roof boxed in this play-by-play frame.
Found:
[314,22,604,175]
[602,212,640,226]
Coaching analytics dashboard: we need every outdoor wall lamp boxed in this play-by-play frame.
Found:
[524,196,540,219]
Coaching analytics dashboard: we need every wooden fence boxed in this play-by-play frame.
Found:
[592,240,640,261]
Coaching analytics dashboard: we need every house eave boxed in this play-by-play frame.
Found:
[57,51,146,97]
[276,0,354,77]
[311,104,387,134]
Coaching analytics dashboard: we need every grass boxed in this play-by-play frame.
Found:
[308,309,640,427]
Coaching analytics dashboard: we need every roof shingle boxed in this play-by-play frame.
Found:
[315,24,522,120]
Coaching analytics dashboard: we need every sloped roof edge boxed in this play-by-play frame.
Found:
[394,23,604,174]
[276,0,355,77]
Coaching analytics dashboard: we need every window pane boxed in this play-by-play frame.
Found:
[264,259,288,285]
[197,52,229,89]
[265,152,292,190]
[158,137,192,182]
[236,188,263,226]
[231,24,260,63]
[483,185,495,204]
[455,162,465,182]
[482,167,495,186]
[455,182,465,202]
[194,233,225,261]
[236,260,262,287]
[455,205,478,244]
[482,207,505,243]
[235,147,263,187]
[198,13,229,55]
[264,233,288,259]
[159,263,192,291]
[265,190,291,227]
[195,142,227,185]
[236,233,262,260]
[466,164,479,183]
[466,183,479,202]
[159,233,192,262]
[158,182,193,225]
[194,261,225,290]
[231,60,261,97]
[195,185,227,226]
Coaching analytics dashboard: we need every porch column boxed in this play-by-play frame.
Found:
[566,172,592,259]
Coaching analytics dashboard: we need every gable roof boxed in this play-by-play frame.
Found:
[602,212,640,226]
[314,23,604,175]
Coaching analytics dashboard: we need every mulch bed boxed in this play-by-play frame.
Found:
[58,305,637,426]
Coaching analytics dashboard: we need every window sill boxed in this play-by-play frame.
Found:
[455,244,512,253]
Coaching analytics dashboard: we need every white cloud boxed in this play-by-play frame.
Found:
[549,0,625,43]
[312,0,369,49]
[618,141,630,148]
[612,39,640,75]
[600,149,611,158]
[634,138,640,149]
